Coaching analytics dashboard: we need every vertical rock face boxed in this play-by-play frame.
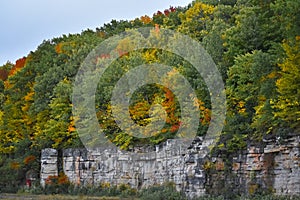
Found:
[40,136,300,198]
[60,139,207,197]
[265,137,300,195]
[206,136,300,197]
[40,148,58,187]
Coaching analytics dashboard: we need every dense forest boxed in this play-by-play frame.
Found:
[0,0,299,192]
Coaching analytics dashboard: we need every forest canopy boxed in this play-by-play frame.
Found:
[0,0,299,192]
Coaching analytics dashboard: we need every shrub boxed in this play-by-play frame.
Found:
[139,182,186,200]
[44,172,71,194]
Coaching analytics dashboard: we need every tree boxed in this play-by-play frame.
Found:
[177,2,215,41]
[273,38,300,130]
[222,50,277,150]
[223,6,264,67]
[41,78,80,149]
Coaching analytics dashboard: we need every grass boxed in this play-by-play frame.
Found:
[0,193,132,200]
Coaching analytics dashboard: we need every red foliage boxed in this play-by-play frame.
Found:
[117,49,129,57]
[100,54,111,59]
[15,57,26,69]
[156,11,163,16]
[170,6,176,13]
[164,9,170,16]
[45,175,57,185]
[155,7,176,18]
[170,123,180,133]
[0,69,8,81]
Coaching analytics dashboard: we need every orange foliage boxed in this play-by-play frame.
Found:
[68,126,76,132]
[58,173,70,184]
[45,172,70,185]
[161,128,168,133]
[68,116,76,133]
[155,24,160,34]
[24,155,36,165]
[98,31,106,38]
[116,38,133,58]
[10,161,20,170]
[140,15,152,24]
[162,88,181,132]
[9,57,26,76]
[55,41,76,55]
[100,54,111,59]
[55,43,63,54]
[24,91,34,102]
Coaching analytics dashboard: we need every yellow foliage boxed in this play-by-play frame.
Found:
[273,38,300,124]
[100,182,111,188]
[116,38,134,55]
[142,49,159,63]
[0,110,3,123]
[266,71,278,79]
[129,100,151,126]
[183,2,214,23]
[177,2,214,39]
[203,161,214,171]
[237,101,246,114]
[192,96,211,125]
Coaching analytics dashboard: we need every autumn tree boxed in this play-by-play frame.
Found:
[273,38,300,131]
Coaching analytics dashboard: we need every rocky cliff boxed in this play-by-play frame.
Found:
[41,136,300,198]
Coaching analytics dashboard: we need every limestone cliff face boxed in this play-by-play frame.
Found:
[41,136,300,198]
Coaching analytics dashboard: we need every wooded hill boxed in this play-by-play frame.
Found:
[0,0,299,192]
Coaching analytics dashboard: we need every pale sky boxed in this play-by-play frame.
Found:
[0,0,192,66]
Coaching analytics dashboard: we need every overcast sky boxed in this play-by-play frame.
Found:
[0,0,191,66]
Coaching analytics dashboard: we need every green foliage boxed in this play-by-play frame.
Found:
[41,78,81,149]
[0,0,300,191]
[94,46,211,150]
[28,179,136,198]
[139,182,186,200]
[16,181,300,200]
[0,137,40,193]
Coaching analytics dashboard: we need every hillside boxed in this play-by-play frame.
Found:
[0,0,299,193]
